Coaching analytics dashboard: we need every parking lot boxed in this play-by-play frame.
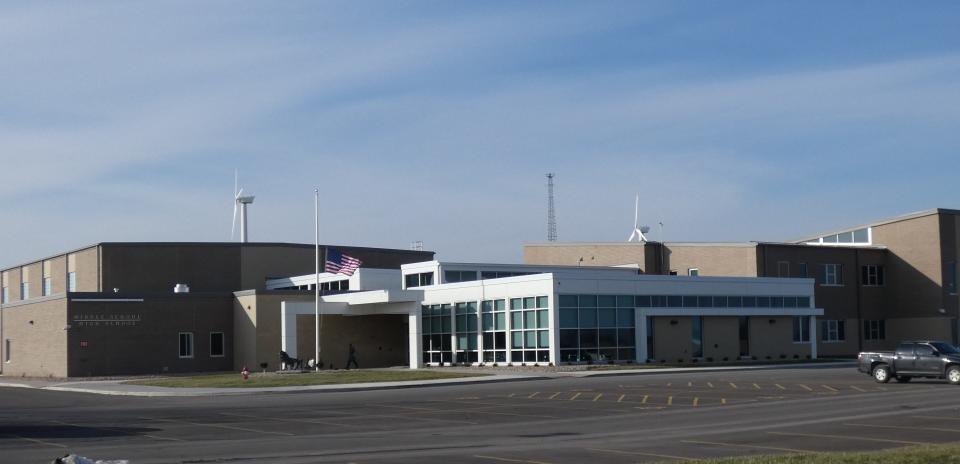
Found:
[3,366,960,463]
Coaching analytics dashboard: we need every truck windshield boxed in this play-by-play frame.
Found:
[930,342,960,354]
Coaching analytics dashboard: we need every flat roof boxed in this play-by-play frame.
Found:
[791,208,960,243]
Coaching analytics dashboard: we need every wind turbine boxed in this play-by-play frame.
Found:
[231,171,255,243]
[627,193,650,243]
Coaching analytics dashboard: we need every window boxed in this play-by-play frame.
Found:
[691,316,703,358]
[210,332,225,357]
[669,270,678,276]
[863,320,886,341]
[454,302,479,363]
[818,264,843,286]
[1,287,7,304]
[792,316,810,343]
[20,282,29,300]
[444,270,477,283]
[798,263,808,278]
[688,268,699,277]
[404,272,434,288]
[4,339,9,362]
[777,261,789,278]
[821,320,846,342]
[422,304,452,365]
[861,265,884,286]
[509,295,550,363]
[481,299,507,363]
[68,272,77,292]
[42,277,52,296]
[558,294,634,363]
[178,332,194,358]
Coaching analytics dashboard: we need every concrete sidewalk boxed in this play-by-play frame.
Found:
[0,361,855,397]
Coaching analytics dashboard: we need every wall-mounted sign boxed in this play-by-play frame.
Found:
[72,314,142,327]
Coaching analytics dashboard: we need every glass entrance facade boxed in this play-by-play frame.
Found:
[558,294,636,363]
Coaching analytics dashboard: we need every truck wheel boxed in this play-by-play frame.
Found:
[895,376,911,383]
[947,366,960,385]
[873,364,891,383]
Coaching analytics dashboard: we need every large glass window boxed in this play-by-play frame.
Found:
[455,302,478,363]
[558,294,635,363]
[20,282,29,300]
[422,304,452,364]
[482,299,507,363]
[68,272,77,292]
[510,295,550,363]
[42,277,52,297]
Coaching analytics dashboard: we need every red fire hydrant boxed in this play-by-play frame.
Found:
[241,366,249,381]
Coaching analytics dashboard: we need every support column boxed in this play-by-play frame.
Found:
[809,315,818,360]
[636,309,647,363]
[408,306,422,369]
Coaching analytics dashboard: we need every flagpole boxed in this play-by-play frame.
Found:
[314,188,320,372]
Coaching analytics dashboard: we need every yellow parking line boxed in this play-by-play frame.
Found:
[821,385,838,392]
[707,382,715,388]
[617,394,625,403]
[641,395,649,404]
[667,382,673,387]
[474,455,553,464]
[850,385,867,392]
[508,393,516,398]
[667,396,674,406]
[587,447,696,461]
[729,382,738,389]
[768,431,930,445]
[753,383,762,390]
[848,422,960,433]
[688,381,693,387]
[527,392,540,399]
[548,392,562,400]
[593,393,603,402]
[774,384,786,390]
[570,392,582,401]
[721,398,727,405]
[692,397,700,407]
[682,439,815,454]
[798,384,813,391]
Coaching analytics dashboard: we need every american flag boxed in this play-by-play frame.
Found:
[325,248,362,276]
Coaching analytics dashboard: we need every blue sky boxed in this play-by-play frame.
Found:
[1,1,959,266]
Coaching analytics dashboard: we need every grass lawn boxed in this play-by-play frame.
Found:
[125,370,487,388]
[673,444,960,463]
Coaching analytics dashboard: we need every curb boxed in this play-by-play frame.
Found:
[2,374,551,397]
[568,361,856,378]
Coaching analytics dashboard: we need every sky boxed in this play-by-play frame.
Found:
[1,1,959,267]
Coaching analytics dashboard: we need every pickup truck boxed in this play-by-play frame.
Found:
[858,341,960,384]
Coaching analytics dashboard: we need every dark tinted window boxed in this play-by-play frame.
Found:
[895,343,915,356]
[931,342,960,354]
[915,345,935,356]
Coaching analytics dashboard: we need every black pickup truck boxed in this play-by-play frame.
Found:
[858,341,960,384]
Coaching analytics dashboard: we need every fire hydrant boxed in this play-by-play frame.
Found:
[241,366,249,381]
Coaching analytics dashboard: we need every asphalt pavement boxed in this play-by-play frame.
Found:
[3,365,960,464]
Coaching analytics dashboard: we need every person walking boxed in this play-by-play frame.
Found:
[346,343,359,370]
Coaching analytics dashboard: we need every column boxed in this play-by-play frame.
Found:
[408,306,423,369]
[636,309,648,363]
[809,315,818,360]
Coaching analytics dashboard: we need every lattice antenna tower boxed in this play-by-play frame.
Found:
[546,173,557,242]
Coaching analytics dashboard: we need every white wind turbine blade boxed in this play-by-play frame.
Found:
[634,194,639,228]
